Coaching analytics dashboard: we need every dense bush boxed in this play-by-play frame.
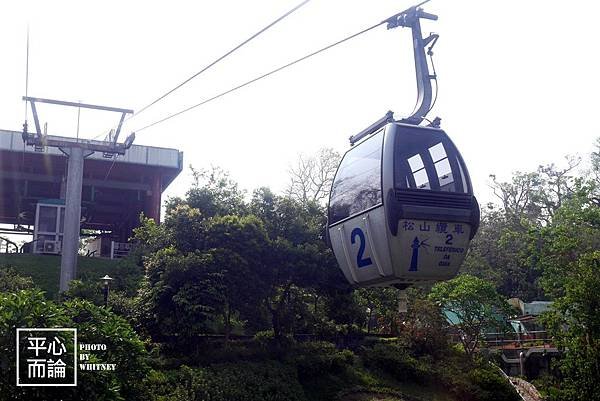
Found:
[361,342,432,384]
[62,299,148,400]
[0,290,148,401]
[0,267,34,292]
[399,297,450,358]
[145,362,308,401]
[0,290,71,400]
[435,352,520,401]
[291,341,355,380]
[468,367,520,401]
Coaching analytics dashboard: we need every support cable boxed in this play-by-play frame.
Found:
[129,0,311,121]
[134,20,384,133]
[24,25,30,122]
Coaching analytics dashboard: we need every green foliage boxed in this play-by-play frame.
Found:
[464,159,581,300]
[538,251,600,401]
[355,287,402,335]
[287,341,384,401]
[467,144,600,398]
[0,290,72,400]
[291,341,355,380]
[0,267,34,292]
[62,279,105,304]
[185,165,247,218]
[135,172,346,345]
[429,275,511,357]
[142,247,224,342]
[438,364,519,401]
[144,362,308,401]
[466,367,520,401]
[0,290,147,400]
[361,343,432,384]
[399,297,450,358]
[62,299,149,400]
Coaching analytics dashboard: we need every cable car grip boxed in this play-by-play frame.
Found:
[385,6,439,125]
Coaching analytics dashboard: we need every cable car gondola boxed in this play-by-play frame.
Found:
[327,6,480,288]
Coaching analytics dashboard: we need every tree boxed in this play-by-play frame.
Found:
[401,296,450,358]
[0,290,148,400]
[489,171,544,226]
[534,182,600,298]
[183,166,246,218]
[355,287,402,335]
[463,160,581,301]
[429,274,511,358]
[489,158,579,227]
[141,247,225,343]
[134,164,361,345]
[202,215,272,340]
[286,147,340,204]
[540,251,600,401]
[249,188,351,337]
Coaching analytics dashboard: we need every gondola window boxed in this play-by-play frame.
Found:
[329,130,383,224]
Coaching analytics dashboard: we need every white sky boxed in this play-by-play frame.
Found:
[2,0,600,208]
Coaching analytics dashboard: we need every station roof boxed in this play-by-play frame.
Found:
[0,129,183,231]
[0,129,181,170]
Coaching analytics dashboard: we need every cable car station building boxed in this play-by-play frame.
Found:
[0,128,182,257]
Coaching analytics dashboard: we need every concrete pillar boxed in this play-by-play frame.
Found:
[59,147,84,292]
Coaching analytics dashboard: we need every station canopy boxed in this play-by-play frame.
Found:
[0,129,182,240]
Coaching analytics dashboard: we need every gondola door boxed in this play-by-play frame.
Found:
[328,129,394,285]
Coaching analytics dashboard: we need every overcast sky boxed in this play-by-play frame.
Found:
[2,0,599,207]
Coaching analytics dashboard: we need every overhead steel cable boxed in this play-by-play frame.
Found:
[129,0,311,121]
[134,20,385,133]
[133,0,432,133]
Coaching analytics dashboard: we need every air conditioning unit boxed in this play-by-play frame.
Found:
[43,240,62,254]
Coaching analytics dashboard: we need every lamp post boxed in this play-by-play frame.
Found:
[100,275,113,307]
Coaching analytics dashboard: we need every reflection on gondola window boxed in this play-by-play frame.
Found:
[408,154,430,189]
[329,130,383,224]
[429,143,455,191]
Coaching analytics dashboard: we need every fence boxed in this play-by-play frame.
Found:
[482,331,553,348]
[0,236,19,253]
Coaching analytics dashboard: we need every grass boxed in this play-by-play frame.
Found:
[340,393,405,401]
[297,354,457,401]
[393,382,455,401]
[0,253,142,299]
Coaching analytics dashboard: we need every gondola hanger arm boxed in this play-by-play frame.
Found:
[386,6,439,125]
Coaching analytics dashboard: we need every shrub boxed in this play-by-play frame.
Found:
[0,290,72,400]
[62,299,149,400]
[292,342,355,380]
[361,342,432,384]
[398,298,450,358]
[61,279,104,304]
[145,362,308,401]
[467,367,520,401]
[434,354,520,401]
[0,290,148,401]
[0,267,35,292]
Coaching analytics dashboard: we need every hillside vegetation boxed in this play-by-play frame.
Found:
[2,137,600,400]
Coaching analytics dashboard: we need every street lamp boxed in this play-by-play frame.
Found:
[100,275,113,307]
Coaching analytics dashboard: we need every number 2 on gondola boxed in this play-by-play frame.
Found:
[351,227,372,268]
